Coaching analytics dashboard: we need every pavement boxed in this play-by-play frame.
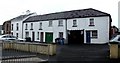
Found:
[1,44,120,63]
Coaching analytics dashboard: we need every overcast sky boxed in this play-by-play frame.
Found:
[0,0,119,27]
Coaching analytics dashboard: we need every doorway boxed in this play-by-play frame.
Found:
[86,31,91,44]
[45,32,53,43]
[68,30,84,44]
[40,32,44,42]
[32,32,35,41]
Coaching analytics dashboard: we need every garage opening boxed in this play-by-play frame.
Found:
[68,30,84,44]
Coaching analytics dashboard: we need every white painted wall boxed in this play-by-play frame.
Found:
[23,16,110,44]
[67,16,110,44]
[11,13,36,38]
[11,21,21,38]
[118,2,120,32]
[23,19,66,43]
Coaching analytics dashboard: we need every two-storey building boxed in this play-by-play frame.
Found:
[11,12,36,38]
[23,8,112,44]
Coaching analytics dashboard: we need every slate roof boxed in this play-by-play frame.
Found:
[24,8,110,23]
[10,13,35,21]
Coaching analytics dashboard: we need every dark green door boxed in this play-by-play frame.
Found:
[45,32,53,43]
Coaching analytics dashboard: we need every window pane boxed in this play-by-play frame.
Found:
[58,20,63,26]
[31,23,33,30]
[11,24,13,30]
[49,21,52,27]
[37,32,39,40]
[59,32,63,38]
[39,22,42,29]
[25,32,29,38]
[25,23,28,30]
[73,20,77,27]
[89,18,94,26]
[92,30,97,38]
[16,23,19,30]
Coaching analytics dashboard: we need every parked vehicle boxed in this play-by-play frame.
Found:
[0,34,26,42]
[110,35,120,43]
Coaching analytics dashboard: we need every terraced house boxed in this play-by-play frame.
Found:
[22,8,112,44]
[11,11,36,38]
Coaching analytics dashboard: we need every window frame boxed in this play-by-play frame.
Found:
[25,32,29,38]
[16,23,19,31]
[72,20,77,27]
[59,32,63,38]
[48,20,53,27]
[11,24,13,31]
[25,23,28,30]
[58,20,63,26]
[37,32,39,40]
[16,33,18,38]
[30,23,33,30]
[91,30,98,38]
[89,18,95,26]
[39,22,42,30]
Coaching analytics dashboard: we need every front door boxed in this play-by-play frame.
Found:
[40,32,44,42]
[86,31,91,44]
[45,32,53,43]
[32,32,35,41]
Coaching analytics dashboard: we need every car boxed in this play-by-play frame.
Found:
[0,34,26,42]
[110,35,120,43]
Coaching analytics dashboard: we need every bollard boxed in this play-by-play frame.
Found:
[109,42,118,59]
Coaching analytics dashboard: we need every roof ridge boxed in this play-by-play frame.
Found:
[24,8,110,22]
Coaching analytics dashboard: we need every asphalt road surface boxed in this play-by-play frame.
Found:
[1,44,120,63]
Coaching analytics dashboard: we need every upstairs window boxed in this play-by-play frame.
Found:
[25,23,28,30]
[16,23,19,31]
[58,20,63,26]
[49,21,52,27]
[39,22,42,30]
[30,23,33,30]
[73,20,77,27]
[89,18,94,26]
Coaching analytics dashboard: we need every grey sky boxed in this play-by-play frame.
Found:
[0,0,119,27]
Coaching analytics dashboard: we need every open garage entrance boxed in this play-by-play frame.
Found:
[68,30,84,44]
